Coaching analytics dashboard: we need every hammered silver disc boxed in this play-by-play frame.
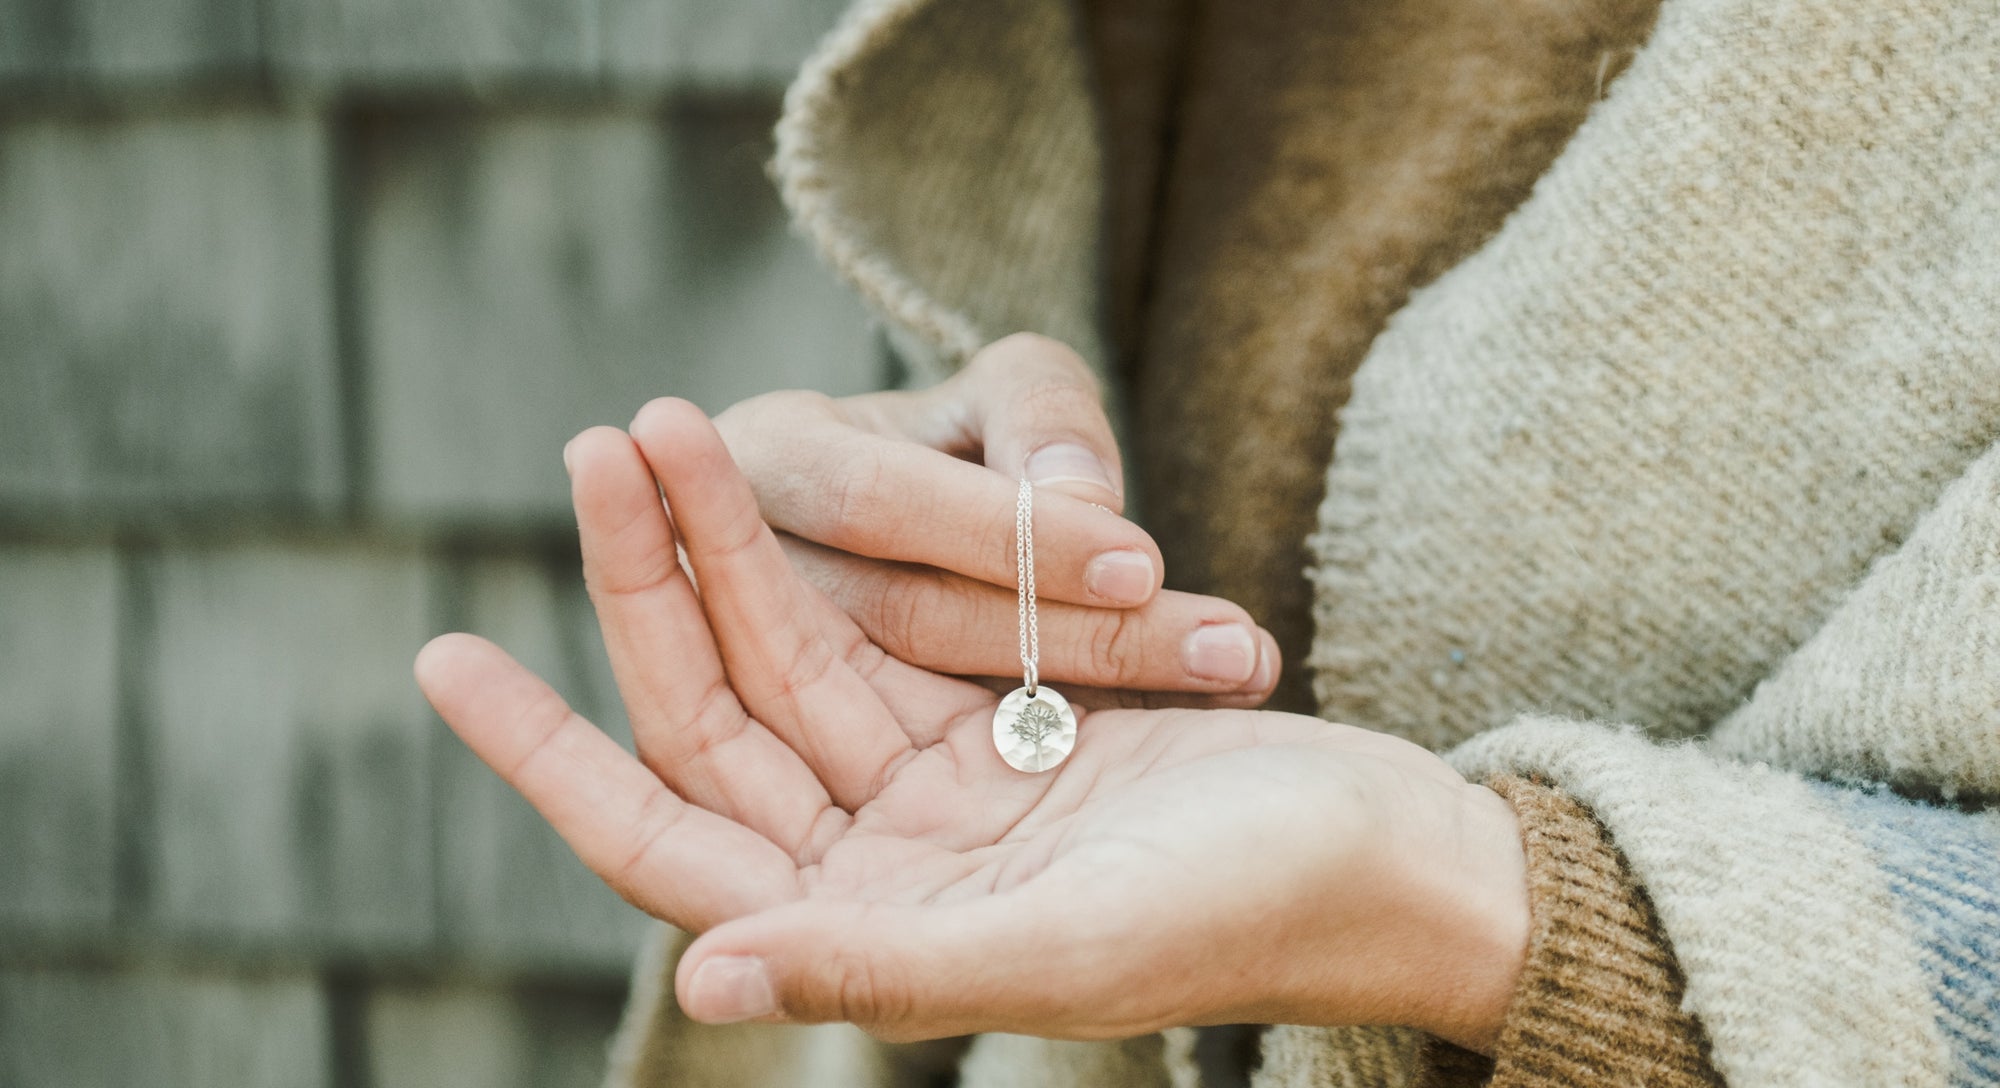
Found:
[992,686,1078,773]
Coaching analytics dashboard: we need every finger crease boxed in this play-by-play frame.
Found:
[610,788,691,895]
[796,805,852,867]
[593,563,689,604]
[505,694,585,781]
[676,674,749,761]
[769,630,838,704]
[696,511,772,569]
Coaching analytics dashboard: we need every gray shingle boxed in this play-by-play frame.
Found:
[364,977,625,1088]
[0,111,342,520]
[0,547,119,936]
[266,0,594,86]
[142,544,435,952]
[601,0,853,91]
[433,552,650,973]
[0,0,260,83]
[0,964,329,1088]
[354,105,881,526]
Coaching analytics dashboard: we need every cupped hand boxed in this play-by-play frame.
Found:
[415,399,1527,1052]
[716,333,1278,707]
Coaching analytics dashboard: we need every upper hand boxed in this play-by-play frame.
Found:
[415,399,1527,1052]
[715,333,1279,707]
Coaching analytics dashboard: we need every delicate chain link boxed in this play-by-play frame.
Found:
[1015,478,1039,696]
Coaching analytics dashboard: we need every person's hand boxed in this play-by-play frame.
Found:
[414,399,1528,1052]
[715,333,1279,708]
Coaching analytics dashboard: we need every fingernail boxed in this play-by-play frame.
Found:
[1025,442,1116,495]
[1249,631,1278,693]
[1183,624,1258,685]
[562,438,577,476]
[1084,549,1154,604]
[687,956,776,1024]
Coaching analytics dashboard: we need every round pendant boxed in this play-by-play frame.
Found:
[992,686,1078,773]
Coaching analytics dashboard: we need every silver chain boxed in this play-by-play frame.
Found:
[1015,478,1040,696]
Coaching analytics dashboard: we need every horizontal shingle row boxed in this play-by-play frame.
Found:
[0,964,331,1088]
[0,102,882,528]
[0,963,626,1088]
[0,0,854,94]
[1,541,653,970]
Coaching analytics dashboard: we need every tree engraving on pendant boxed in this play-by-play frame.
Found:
[992,686,1077,773]
[1011,700,1063,753]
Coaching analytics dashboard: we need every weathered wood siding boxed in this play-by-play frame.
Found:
[0,2,879,1083]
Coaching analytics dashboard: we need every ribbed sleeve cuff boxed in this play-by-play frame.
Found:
[1415,774,1724,1088]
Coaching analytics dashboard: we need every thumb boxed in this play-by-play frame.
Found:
[675,897,1106,1042]
[956,333,1126,512]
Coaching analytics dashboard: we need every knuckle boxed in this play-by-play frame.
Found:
[865,567,975,666]
[818,441,894,544]
[1208,599,1257,631]
[1017,334,1099,389]
[972,332,1096,385]
[1082,607,1149,682]
[969,506,1017,579]
[1016,375,1096,416]
[863,570,928,661]
[965,333,1040,377]
[825,947,911,1028]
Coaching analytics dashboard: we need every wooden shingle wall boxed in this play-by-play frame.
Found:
[0,2,881,1083]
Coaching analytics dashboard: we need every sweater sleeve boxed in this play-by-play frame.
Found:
[1445,718,2000,1088]
[1414,774,1723,1088]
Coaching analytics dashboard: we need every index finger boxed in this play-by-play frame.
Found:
[415,633,799,930]
[735,412,1164,609]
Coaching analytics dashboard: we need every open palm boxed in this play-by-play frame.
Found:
[415,398,1518,1046]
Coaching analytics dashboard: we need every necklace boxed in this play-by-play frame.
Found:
[992,479,1079,772]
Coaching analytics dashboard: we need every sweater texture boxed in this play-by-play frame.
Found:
[1100,0,1662,713]
[1414,776,1724,1088]
[605,0,2000,1084]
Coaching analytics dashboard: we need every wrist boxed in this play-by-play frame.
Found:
[1407,781,1531,1054]
[1233,746,1531,1049]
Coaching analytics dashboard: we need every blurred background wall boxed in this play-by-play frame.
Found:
[0,1,887,1083]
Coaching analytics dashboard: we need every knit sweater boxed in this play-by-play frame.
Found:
[1091,0,1665,715]
[605,0,2000,1084]
[1414,777,1723,1088]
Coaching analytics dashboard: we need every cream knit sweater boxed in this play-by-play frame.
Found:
[606,0,2000,1084]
